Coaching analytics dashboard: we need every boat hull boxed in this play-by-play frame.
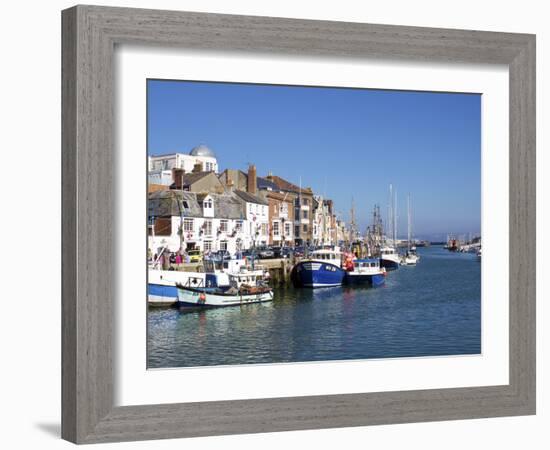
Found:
[344,272,386,287]
[380,256,400,271]
[176,286,273,309]
[148,283,178,305]
[291,261,346,288]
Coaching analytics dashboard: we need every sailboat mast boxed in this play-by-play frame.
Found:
[393,188,397,248]
[388,184,393,245]
[350,197,355,247]
[407,194,411,252]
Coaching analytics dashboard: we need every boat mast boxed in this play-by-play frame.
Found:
[407,193,411,253]
[388,184,393,247]
[300,175,306,256]
[393,187,398,249]
[350,197,356,248]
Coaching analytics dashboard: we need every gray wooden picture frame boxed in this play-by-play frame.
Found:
[62,5,536,444]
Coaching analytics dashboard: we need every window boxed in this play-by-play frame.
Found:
[273,221,280,236]
[302,224,308,233]
[302,198,309,206]
[235,220,243,231]
[181,200,189,209]
[261,223,268,235]
[220,219,228,232]
[204,220,212,236]
[183,218,194,232]
[204,199,213,209]
[280,203,288,216]
[220,241,228,251]
[204,241,212,251]
[295,225,300,236]
[302,210,308,219]
[284,222,291,236]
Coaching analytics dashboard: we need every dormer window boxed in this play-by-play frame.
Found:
[204,199,213,209]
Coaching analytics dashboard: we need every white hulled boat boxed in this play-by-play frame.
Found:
[176,270,273,309]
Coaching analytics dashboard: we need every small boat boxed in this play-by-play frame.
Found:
[344,258,386,287]
[176,272,273,309]
[401,253,419,266]
[291,249,345,288]
[476,248,482,260]
[401,247,419,266]
[148,258,269,305]
[380,246,400,271]
[148,270,205,305]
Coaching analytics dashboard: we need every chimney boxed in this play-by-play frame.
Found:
[226,171,234,191]
[266,171,274,181]
[192,162,203,173]
[172,168,184,189]
[247,164,257,194]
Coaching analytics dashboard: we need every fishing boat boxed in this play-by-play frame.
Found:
[148,270,204,306]
[343,258,386,286]
[148,258,268,305]
[176,272,273,309]
[291,249,345,288]
[380,246,400,270]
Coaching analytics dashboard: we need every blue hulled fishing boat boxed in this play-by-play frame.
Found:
[291,249,345,288]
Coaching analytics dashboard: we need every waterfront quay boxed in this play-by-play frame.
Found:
[147,246,481,368]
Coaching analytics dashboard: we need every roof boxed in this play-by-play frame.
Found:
[268,175,313,195]
[234,190,268,205]
[264,190,293,202]
[175,171,211,188]
[148,190,244,219]
[218,169,286,193]
[257,176,279,191]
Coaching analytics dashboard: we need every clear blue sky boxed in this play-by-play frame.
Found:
[147,79,481,240]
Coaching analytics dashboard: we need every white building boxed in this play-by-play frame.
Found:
[234,190,269,248]
[148,144,219,186]
[148,190,268,256]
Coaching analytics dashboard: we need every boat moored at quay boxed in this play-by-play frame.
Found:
[148,258,269,305]
[379,246,401,271]
[291,249,346,288]
[176,272,273,309]
[343,258,386,287]
[148,270,204,306]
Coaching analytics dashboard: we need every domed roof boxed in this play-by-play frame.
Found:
[189,144,216,158]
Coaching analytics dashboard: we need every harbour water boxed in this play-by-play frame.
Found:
[147,245,481,369]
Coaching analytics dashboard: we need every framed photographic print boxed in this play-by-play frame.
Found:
[62,5,536,444]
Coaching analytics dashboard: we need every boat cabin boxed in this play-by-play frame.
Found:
[309,249,343,267]
[228,272,266,289]
[351,258,383,274]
